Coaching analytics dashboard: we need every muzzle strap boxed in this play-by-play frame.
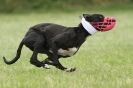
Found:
[81,17,98,35]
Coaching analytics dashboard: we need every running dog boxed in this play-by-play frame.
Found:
[3,14,116,72]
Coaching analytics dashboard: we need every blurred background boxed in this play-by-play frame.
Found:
[0,0,133,13]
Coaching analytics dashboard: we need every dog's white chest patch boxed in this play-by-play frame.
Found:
[57,47,78,56]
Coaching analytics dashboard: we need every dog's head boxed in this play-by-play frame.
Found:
[82,14,116,32]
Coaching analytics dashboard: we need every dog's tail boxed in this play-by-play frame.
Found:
[3,40,24,65]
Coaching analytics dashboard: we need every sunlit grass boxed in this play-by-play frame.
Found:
[0,11,133,88]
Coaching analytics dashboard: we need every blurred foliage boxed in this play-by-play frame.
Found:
[0,0,133,13]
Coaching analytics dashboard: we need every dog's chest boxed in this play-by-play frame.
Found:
[57,47,78,56]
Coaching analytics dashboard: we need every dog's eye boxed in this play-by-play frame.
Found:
[99,16,103,19]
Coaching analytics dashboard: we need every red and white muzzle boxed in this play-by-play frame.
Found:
[81,17,116,35]
[91,17,116,32]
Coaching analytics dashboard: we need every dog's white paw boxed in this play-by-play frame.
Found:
[65,67,76,72]
[43,64,50,69]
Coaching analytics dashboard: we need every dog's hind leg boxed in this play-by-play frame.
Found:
[30,51,43,67]
[30,42,45,67]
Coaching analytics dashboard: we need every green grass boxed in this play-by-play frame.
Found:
[0,10,133,88]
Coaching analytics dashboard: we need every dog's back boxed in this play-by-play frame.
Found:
[28,23,68,38]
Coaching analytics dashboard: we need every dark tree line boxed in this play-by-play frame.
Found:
[0,0,132,13]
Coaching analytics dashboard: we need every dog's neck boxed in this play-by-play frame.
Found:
[70,23,91,45]
[80,17,98,35]
[75,23,91,37]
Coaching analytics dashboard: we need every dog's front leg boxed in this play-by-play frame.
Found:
[45,43,76,72]
[47,55,76,72]
[49,48,67,70]
[42,56,66,70]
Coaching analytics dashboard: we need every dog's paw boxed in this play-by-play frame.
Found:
[43,64,50,69]
[65,67,76,72]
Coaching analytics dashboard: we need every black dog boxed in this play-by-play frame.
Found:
[3,14,104,72]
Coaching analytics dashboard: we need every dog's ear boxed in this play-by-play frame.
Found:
[79,14,89,19]
[83,14,104,22]
[83,14,87,17]
[83,14,91,18]
[82,14,92,21]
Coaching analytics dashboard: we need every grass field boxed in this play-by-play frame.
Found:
[0,10,133,88]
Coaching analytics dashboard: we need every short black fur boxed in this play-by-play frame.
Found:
[3,14,104,72]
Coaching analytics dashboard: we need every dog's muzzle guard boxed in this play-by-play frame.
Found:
[91,17,116,32]
[81,17,116,34]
